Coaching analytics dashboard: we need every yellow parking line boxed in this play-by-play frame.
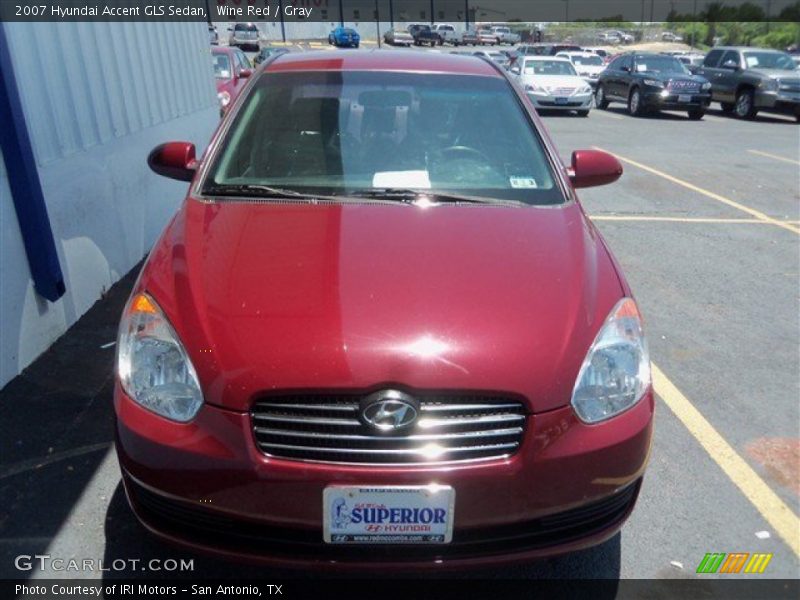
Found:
[652,364,800,558]
[747,149,800,167]
[592,111,624,120]
[594,147,800,235]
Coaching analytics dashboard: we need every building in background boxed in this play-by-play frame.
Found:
[0,22,219,389]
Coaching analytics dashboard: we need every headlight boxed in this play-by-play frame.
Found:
[217,91,231,108]
[701,81,711,91]
[759,79,779,91]
[571,298,651,424]
[525,83,545,93]
[642,79,664,88]
[117,293,204,422]
[579,85,592,94]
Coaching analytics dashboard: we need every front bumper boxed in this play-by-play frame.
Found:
[115,383,653,568]
[527,92,593,111]
[642,89,711,110]
[755,89,800,114]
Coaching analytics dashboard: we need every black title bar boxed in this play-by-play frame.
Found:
[1,0,799,23]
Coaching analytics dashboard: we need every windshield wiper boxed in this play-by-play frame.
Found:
[203,183,328,200]
[203,184,521,207]
[344,188,521,206]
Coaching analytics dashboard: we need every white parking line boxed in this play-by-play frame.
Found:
[747,149,800,167]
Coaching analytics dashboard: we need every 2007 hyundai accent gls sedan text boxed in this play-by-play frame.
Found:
[115,50,654,569]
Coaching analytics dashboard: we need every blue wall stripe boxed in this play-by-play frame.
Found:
[0,23,65,302]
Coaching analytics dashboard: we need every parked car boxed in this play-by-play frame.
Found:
[208,24,218,45]
[384,28,414,47]
[253,46,289,66]
[661,32,683,43]
[472,49,510,69]
[583,47,609,59]
[596,32,620,45]
[491,26,520,45]
[595,52,711,120]
[677,53,706,73]
[460,29,480,46]
[695,46,800,121]
[125,49,653,568]
[556,51,606,89]
[518,43,583,57]
[408,24,441,47]
[476,29,498,46]
[605,30,634,44]
[511,56,593,116]
[432,24,460,45]
[211,46,252,115]
[228,22,259,52]
[328,26,360,48]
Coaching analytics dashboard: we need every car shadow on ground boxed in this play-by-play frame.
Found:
[704,107,797,124]
[102,482,622,582]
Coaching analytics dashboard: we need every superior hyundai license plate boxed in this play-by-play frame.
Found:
[323,485,455,544]
[555,97,569,104]
[678,94,692,102]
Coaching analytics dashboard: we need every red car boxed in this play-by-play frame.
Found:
[117,50,653,569]
[211,46,252,114]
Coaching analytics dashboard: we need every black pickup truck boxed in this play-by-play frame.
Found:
[408,24,442,47]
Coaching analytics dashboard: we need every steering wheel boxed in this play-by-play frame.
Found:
[436,145,492,164]
[430,145,504,187]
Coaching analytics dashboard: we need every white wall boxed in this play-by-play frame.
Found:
[0,22,219,389]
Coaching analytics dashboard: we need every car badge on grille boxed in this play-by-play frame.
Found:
[359,390,419,432]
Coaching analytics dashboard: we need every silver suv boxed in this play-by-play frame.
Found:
[229,22,260,52]
[697,46,800,121]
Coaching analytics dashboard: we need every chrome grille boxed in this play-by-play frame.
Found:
[778,79,800,93]
[668,80,700,92]
[251,393,526,464]
[548,86,577,96]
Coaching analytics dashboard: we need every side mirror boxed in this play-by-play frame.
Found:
[569,150,623,188]
[239,68,253,79]
[722,59,739,69]
[147,142,198,182]
[510,66,521,75]
[620,65,630,72]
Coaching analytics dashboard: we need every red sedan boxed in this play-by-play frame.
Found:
[117,50,653,569]
[211,46,252,114]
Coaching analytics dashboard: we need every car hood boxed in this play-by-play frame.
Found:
[141,200,624,414]
[521,74,587,89]
[574,65,605,76]
[750,68,800,81]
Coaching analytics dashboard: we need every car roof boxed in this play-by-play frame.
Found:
[522,56,571,62]
[265,49,503,77]
[713,46,782,52]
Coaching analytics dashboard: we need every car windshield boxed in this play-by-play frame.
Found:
[523,60,577,76]
[213,54,232,79]
[204,71,561,205]
[342,29,357,35]
[236,25,257,33]
[743,51,796,70]
[572,55,603,66]
[634,56,688,74]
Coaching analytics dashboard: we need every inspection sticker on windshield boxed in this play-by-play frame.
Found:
[323,485,455,544]
[510,176,538,189]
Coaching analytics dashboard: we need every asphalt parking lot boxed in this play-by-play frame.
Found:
[0,42,798,584]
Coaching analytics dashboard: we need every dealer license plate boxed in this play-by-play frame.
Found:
[323,485,455,544]
[678,94,692,103]
[555,97,569,104]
